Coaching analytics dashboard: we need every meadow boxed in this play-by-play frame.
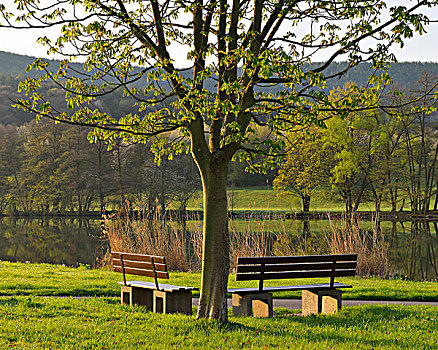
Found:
[185,187,395,212]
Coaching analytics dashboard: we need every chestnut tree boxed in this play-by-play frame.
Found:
[1,0,437,322]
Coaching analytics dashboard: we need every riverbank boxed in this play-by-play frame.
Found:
[4,209,438,221]
[3,185,438,220]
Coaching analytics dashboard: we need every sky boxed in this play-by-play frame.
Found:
[0,3,437,64]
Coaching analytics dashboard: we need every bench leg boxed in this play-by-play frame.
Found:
[302,289,342,316]
[120,285,153,310]
[232,293,273,317]
[153,290,193,315]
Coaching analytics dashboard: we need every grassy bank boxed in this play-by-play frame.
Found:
[1,296,437,349]
[185,186,394,212]
[1,262,437,301]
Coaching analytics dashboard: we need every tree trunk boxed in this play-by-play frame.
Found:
[97,140,105,215]
[302,219,311,238]
[390,186,397,212]
[196,158,230,322]
[344,188,352,213]
[160,159,166,215]
[302,195,311,212]
[116,144,126,208]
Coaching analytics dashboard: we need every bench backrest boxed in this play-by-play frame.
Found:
[236,254,357,291]
[111,251,169,290]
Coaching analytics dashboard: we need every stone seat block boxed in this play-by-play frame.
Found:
[302,289,342,316]
[120,285,153,311]
[232,292,273,317]
[153,289,193,315]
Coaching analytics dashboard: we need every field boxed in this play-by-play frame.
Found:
[185,186,395,212]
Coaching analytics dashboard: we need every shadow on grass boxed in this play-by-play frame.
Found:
[255,305,432,348]
[0,296,45,309]
[0,297,19,306]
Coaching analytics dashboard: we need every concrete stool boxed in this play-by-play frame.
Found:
[120,285,153,310]
[232,293,273,317]
[302,289,342,316]
[153,290,193,315]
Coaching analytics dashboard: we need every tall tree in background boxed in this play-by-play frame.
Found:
[273,128,335,212]
[398,73,438,213]
[0,125,23,213]
[1,0,437,322]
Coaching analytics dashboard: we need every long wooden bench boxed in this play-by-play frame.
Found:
[228,253,357,317]
[111,251,197,315]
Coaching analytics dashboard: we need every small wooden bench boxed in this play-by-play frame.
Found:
[228,253,357,317]
[111,251,197,315]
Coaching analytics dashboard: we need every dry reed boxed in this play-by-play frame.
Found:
[102,211,277,271]
[228,215,274,271]
[325,214,391,276]
[102,211,202,271]
[103,211,391,276]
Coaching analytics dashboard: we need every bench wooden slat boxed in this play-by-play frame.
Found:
[237,254,357,265]
[228,282,353,294]
[117,281,198,292]
[112,266,169,279]
[236,269,357,281]
[236,261,357,274]
[112,258,167,272]
[111,252,166,265]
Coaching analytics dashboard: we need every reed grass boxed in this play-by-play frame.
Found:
[103,211,203,271]
[103,211,391,277]
[325,214,391,276]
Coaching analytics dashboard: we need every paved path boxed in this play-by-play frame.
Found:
[2,296,437,308]
[193,298,438,309]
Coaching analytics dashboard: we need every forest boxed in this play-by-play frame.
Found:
[0,51,438,215]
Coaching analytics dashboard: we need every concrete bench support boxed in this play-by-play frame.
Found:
[153,290,193,315]
[232,293,273,317]
[302,289,342,316]
[120,285,153,310]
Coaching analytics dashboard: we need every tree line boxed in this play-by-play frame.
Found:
[274,75,438,214]
[0,118,273,215]
[2,75,438,216]
[0,119,202,215]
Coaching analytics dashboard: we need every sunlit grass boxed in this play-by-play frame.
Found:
[1,262,437,301]
[186,186,396,212]
[0,296,437,349]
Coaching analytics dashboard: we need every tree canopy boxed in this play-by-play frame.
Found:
[1,0,438,322]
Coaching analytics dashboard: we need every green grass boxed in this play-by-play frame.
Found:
[1,261,438,301]
[0,296,437,349]
[185,186,395,212]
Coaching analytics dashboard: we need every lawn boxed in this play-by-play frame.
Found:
[0,296,437,349]
[1,261,438,301]
[185,186,395,212]
[1,262,438,349]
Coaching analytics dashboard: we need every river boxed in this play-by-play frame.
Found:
[0,216,437,281]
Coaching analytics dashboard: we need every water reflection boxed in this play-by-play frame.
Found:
[297,219,438,281]
[0,217,103,266]
[0,216,437,280]
[388,220,438,281]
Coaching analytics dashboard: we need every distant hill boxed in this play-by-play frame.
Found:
[0,50,437,126]
[0,51,37,77]
[322,61,438,90]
